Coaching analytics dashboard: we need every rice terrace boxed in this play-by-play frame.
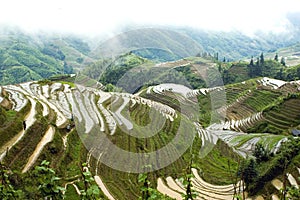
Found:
[1,1,300,199]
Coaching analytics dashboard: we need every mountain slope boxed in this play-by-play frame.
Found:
[0,28,95,85]
[180,27,300,61]
[1,74,300,199]
[0,34,64,85]
[90,28,203,59]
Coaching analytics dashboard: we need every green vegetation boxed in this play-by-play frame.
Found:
[2,103,49,171]
[222,55,300,85]
[31,160,65,199]
[175,65,206,89]
[132,48,181,62]
[0,102,30,148]
[0,42,65,85]
[2,26,300,200]
[0,30,97,85]
[248,95,300,134]
[138,173,173,200]
[0,160,106,200]
[182,29,298,61]
[99,53,148,87]
[196,140,240,185]
[243,137,300,196]
[0,163,23,199]
[80,163,102,200]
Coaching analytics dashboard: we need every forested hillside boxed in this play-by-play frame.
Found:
[0,27,94,85]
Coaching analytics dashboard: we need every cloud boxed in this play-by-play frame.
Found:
[0,0,300,35]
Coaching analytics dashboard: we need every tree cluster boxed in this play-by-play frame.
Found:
[248,53,286,78]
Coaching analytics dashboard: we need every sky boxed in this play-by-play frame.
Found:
[0,0,300,35]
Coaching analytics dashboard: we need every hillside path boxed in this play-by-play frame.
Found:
[94,175,115,200]
[0,97,36,160]
[22,125,55,173]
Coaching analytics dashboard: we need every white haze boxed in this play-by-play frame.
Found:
[0,0,300,35]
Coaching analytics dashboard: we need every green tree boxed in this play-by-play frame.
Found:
[260,52,264,65]
[179,172,197,200]
[0,163,23,200]
[281,57,286,66]
[274,53,279,61]
[250,56,254,66]
[287,185,300,199]
[80,163,101,200]
[248,56,255,78]
[138,173,173,200]
[215,52,219,61]
[63,62,74,74]
[253,142,270,163]
[32,160,65,199]
[239,159,258,190]
[251,57,263,77]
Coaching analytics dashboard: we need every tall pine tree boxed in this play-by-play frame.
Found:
[281,57,286,66]
[260,52,264,65]
[274,53,279,61]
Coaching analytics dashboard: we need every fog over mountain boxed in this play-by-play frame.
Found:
[1,0,300,35]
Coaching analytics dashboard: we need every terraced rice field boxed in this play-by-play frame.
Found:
[263,98,300,130]
[0,77,299,199]
[0,81,195,199]
[157,168,243,200]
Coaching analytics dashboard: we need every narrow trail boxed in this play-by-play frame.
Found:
[62,130,72,150]
[22,126,55,173]
[94,175,115,200]
[71,183,81,195]
[92,148,115,200]
[0,97,36,161]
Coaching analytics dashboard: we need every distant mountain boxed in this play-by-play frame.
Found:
[0,27,95,85]
[178,27,299,61]
[265,42,300,66]
[89,25,300,62]
[90,28,203,60]
[2,24,300,85]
